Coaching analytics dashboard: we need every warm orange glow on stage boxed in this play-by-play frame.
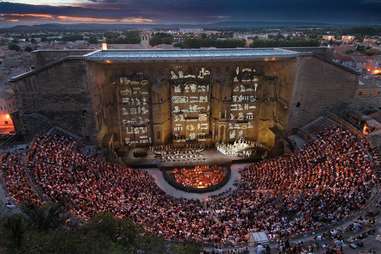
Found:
[169,165,228,190]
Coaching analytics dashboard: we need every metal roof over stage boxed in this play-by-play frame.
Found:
[85,48,299,62]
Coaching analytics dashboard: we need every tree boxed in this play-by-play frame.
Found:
[81,213,143,253]
[21,202,66,231]
[117,217,140,247]
[88,36,98,44]
[251,39,320,48]
[176,38,245,48]
[343,26,381,37]
[0,207,189,254]
[84,213,119,241]
[24,46,33,52]
[105,31,141,44]
[123,31,141,44]
[170,243,202,254]
[149,33,174,46]
[0,214,28,251]
[8,43,21,51]
[136,234,166,254]
[62,34,84,42]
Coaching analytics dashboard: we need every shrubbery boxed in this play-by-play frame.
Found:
[0,203,201,254]
[8,43,21,51]
[149,33,174,46]
[105,31,141,44]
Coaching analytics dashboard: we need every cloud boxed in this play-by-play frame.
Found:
[0,2,155,24]
[1,13,153,24]
[1,0,381,24]
[55,15,153,23]
[78,0,381,23]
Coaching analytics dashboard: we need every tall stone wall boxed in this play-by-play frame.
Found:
[87,58,297,149]
[32,50,94,69]
[287,56,358,130]
[11,58,96,141]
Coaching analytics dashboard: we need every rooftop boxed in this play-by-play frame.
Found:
[85,48,299,62]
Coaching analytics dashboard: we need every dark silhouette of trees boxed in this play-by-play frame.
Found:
[251,39,320,48]
[149,33,174,46]
[0,204,201,254]
[176,38,245,48]
[105,31,141,44]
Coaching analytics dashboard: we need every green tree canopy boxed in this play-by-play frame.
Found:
[8,43,21,51]
[149,33,174,46]
[176,38,245,49]
[251,39,320,48]
[0,207,201,254]
[105,31,141,44]
[87,36,98,44]
[62,34,84,42]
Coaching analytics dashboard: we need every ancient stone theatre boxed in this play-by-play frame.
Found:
[10,48,358,154]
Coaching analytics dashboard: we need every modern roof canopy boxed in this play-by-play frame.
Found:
[85,48,299,62]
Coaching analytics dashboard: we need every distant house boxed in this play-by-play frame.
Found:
[363,37,379,47]
[342,35,355,44]
[322,35,336,41]
[179,28,204,34]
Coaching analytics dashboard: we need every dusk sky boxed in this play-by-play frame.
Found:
[1,0,381,25]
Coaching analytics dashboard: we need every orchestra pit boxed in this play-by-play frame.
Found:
[162,164,231,193]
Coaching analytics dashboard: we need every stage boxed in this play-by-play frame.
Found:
[123,147,252,168]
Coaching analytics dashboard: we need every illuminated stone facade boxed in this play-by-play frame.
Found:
[86,51,297,149]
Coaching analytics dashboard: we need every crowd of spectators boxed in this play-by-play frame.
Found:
[0,127,377,247]
[0,152,41,206]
